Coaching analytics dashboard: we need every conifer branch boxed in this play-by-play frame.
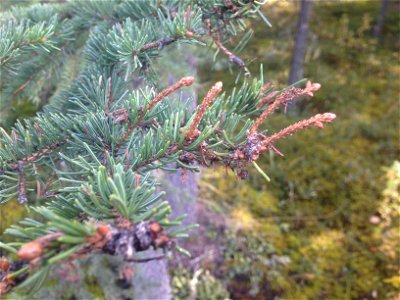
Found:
[250,80,321,134]
[115,76,195,152]
[262,113,337,146]
[12,75,34,96]
[0,220,172,296]
[232,113,336,164]
[8,137,68,169]
[147,76,195,111]
[115,124,136,152]
[185,81,223,141]
[139,37,176,53]
[204,18,248,73]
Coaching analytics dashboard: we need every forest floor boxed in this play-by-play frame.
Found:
[171,1,400,299]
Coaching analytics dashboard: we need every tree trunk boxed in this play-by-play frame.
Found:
[372,0,389,40]
[288,0,313,86]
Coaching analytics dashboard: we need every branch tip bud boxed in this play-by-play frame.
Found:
[17,241,43,261]
[181,76,195,86]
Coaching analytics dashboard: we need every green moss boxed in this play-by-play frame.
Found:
[0,100,41,129]
[83,274,106,300]
[0,200,28,239]
[171,268,230,300]
[199,1,399,299]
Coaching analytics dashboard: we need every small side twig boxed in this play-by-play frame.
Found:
[140,37,176,53]
[9,137,68,169]
[262,113,336,146]
[12,78,33,96]
[185,81,223,141]
[133,29,195,57]
[147,76,195,110]
[105,77,112,119]
[232,112,336,165]
[126,255,165,263]
[114,76,195,152]
[115,123,136,152]
[204,19,248,74]
[17,232,64,261]
[250,81,321,135]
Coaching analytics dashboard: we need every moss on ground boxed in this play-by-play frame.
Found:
[197,1,399,299]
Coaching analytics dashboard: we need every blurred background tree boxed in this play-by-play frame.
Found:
[373,0,389,40]
[288,0,313,86]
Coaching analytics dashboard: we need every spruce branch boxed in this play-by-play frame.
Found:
[234,113,336,163]
[115,76,194,151]
[204,18,249,74]
[11,73,35,97]
[185,81,223,141]
[138,36,175,53]
[114,123,136,153]
[262,113,337,146]
[7,137,68,170]
[0,17,60,68]
[0,220,174,296]
[250,80,321,135]
[147,76,195,110]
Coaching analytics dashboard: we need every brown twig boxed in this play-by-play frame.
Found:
[140,37,176,53]
[11,41,67,97]
[185,81,223,141]
[112,108,129,124]
[105,77,112,119]
[250,81,322,135]
[126,255,165,263]
[133,27,195,56]
[231,112,336,168]
[115,123,136,152]
[147,76,195,111]
[115,76,195,152]
[9,137,68,169]
[262,113,336,146]
[204,19,247,72]
[260,82,272,94]
[12,77,33,96]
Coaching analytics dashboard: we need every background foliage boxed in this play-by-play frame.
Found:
[191,1,400,299]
